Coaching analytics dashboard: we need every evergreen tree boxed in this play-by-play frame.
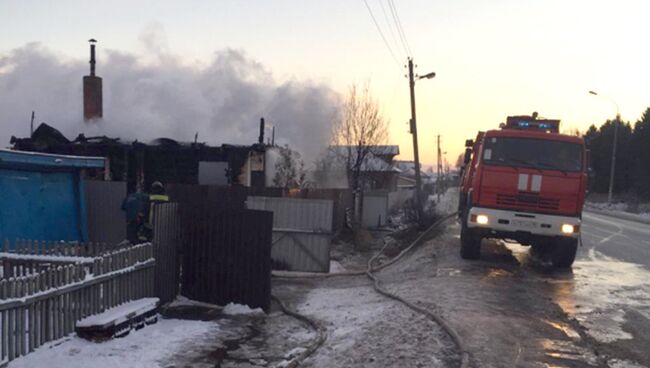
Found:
[632,108,650,198]
[583,108,650,199]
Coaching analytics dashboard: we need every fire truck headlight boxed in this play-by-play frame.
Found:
[561,224,575,234]
[476,215,489,225]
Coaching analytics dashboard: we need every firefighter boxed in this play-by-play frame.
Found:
[148,181,170,215]
[121,189,149,244]
[138,181,170,242]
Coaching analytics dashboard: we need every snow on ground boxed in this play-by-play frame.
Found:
[586,201,650,220]
[291,279,453,367]
[329,259,346,273]
[431,187,459,216]
[222,302,264,316]
[9,317,218,368]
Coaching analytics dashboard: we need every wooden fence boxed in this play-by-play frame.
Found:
[3,239,129,257]
[0,243,155,365]
[1,240,130,279]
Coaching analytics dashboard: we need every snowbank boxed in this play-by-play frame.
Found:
[10,318,218,368]
[222,302,264,316]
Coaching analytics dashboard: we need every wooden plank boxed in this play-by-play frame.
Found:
[1,280,7,361]
[28,277,35,353]
[8,278,15,361]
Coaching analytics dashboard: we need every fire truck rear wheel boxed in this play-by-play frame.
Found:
[460,226,481,260]
[550,238,578,268]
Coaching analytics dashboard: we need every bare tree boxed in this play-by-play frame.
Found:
[330,83,389,224]
[272,146,306,189]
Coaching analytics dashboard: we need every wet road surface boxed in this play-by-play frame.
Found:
[377,212,650,368]
[581,211,650,268]
[164,211,650,367]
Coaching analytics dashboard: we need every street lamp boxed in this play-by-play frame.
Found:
[588,90,620,204]
[408,58,435,224]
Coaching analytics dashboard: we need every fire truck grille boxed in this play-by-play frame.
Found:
[496,193,560,210]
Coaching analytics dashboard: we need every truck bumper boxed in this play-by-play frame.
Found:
[466,207,580,239]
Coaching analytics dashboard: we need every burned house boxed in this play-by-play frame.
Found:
[10,123,271,193]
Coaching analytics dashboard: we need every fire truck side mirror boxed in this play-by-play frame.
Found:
[465,139,474,147]
[463,148,472,165]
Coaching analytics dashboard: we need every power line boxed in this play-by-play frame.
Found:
[377,0,406,61]
[388,0,412,57]
[362,0,403,71]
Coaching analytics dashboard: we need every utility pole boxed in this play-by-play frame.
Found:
[437,134,442,201]
[408,58,423,223]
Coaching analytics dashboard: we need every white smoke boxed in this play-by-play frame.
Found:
[0,41,340,162]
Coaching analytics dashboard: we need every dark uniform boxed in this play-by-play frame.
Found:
[122,191,149,244]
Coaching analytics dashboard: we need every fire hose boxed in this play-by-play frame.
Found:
[272,212,471,367]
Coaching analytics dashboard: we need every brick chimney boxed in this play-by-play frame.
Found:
[83,39,103,122]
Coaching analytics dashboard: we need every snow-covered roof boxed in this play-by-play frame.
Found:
[323,146,401,173]
[394,160,433,179]
[333,145,399,156]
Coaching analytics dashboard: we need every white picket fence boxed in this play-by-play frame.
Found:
[0,242,155,364]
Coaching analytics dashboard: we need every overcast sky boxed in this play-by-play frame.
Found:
[1,0,648,165]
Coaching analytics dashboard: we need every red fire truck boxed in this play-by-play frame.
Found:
[458,113,587,267]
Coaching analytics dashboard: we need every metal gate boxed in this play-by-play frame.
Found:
[152,202,182,304]
[247,196,333,273]
[180,206,273,311]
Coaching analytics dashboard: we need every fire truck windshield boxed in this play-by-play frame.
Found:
[482,136,583,172]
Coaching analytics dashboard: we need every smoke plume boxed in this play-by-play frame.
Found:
[0,41,340,162]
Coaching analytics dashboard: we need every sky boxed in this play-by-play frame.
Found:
[1,0,649,166]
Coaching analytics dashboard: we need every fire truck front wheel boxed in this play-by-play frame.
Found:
[550,238,578,268]
[460,225,482,260]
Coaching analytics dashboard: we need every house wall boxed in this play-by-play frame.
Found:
[362,192,389,228]
[364,172,398,191]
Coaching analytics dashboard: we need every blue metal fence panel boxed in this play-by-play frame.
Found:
[0,150,105,248]
[0,169,84,247]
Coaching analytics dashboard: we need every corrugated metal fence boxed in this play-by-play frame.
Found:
[83,180,127,243]
[152,203,181,305]
[247,196,333,273]
[286,188,352,231]
[180,205,273,310]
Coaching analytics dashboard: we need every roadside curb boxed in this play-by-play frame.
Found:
[584,208,650,226]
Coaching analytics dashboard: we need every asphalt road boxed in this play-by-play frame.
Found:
[375,209,650,368]
[581,211,650,269]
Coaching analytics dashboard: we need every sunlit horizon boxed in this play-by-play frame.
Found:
[1,0,649,167]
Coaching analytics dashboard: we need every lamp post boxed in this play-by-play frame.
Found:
[588,90,620,204]
[408,58,435,224]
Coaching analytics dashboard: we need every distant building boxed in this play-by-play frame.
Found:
[394,160,433,189]
[313,145,401,191]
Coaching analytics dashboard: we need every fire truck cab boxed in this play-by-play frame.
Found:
[458,113,588,268]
